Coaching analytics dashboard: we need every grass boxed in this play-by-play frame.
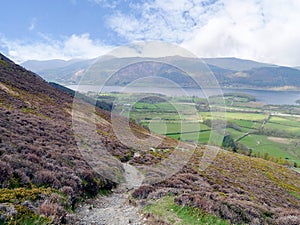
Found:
[142,121,210,135]
[143,195,229,225]
[167,130,211,144]
[133,102,196,112]
[226,128,246,140]
[290,191,300,199]
[200,111,266,121]
[239,134,300,164]
[21,106,35,114]
[269,116,300,127]
[103,92,300,167]
[233,119,261,129]
[292,167,300,173]
[264,122,300,137]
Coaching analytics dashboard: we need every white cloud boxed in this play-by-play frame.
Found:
[2,0,300,66]
[28,18,37,31]
[88,0,120,8]
[108,0,220,43]
[0,33,112,63]
[107,0,300,66]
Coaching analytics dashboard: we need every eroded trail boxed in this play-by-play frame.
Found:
[75,163,145,225]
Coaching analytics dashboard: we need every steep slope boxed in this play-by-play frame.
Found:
[1,53,300,225]
[0,53,125,224]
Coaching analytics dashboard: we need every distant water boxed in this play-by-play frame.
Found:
[66,85,300,105]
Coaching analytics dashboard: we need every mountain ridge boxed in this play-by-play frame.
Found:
[21,56,300,90]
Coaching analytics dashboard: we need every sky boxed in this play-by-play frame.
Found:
[1,0,300,66]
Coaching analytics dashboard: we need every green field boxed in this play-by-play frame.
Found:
[167,130,212,144]
[233,120,261,129]
[269,116,300,127]
[239,134,300,164]
[95,92,300,167]
[226,128,245,140]
[264,122,300,137]
[141,121,210,135]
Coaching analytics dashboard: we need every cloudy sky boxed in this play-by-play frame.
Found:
[1,0,300,66]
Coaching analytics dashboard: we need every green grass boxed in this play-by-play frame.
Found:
[264,122,300,137]
[290,191,300,199]
[239,134,300,164]
[233,119,261,129]
[142,121,210,135]
[21,107,35,114]
[143,196,229,225]
[226,128,246,140]
[167,130,212,144]
[130,111,181,121]
[269,116,300,127]
[133,102,196,112]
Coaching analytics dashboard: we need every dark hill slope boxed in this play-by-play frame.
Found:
[217,66,300,88]
[0,53,300,224]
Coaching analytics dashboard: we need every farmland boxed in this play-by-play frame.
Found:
[94,92,300,167]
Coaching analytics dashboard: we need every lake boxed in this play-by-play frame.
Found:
[66,85,300,105]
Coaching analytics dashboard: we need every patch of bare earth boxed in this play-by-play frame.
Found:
[268,136,291,144]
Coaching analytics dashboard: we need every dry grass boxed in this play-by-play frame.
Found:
[268,136,291,144]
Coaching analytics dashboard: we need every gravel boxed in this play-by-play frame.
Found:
[75,163,146,225]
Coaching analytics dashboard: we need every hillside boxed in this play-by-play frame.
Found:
[22,56,300,90]
[1,53,300,224]
[0,53,125,223]
[202,57,276,71]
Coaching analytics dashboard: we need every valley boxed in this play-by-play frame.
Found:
[89,91,300,167]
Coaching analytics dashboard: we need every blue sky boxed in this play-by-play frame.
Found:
[1,0,300,66]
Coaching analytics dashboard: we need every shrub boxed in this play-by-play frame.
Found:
[275,216,300,225]
[38,201,65,224]
[0,160,12,187]
[132,185,154,199]
[33,170,61,189]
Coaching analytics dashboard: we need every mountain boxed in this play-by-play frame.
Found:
[21,59,69,71]
[202,57,276,71]
[219,66,300,89]
[1,53,300,224]
[22,58,93,84]
[22,56,300,90]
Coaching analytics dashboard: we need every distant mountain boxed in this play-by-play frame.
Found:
[202,57,276,71]
[22,56,300,90]
[22,58,94,83]
[215,66,300,89]
[22,59,69,71]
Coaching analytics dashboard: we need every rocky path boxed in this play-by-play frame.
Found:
[75,163,146,225]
